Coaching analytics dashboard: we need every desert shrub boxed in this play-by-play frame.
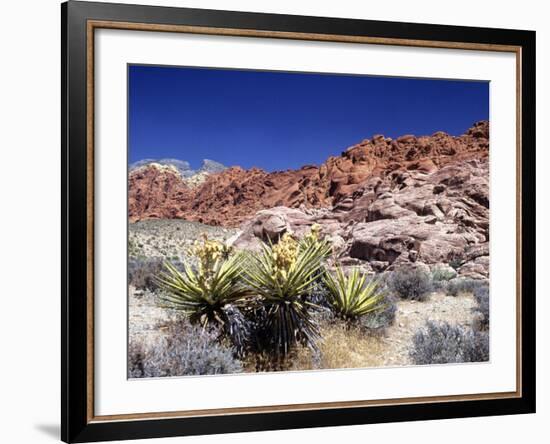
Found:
[128,237,140,258]
[388,268,432,301]
[157,236,248,324]
[128,257,165,290]
[446,278,485,296]
[472,284,490,331]
[432,267,457,282]
[431,266,456,291]
[244,231,331,359]
[431,280,446,292]
[128,321,242,378]
[410,321,489,365]
[323,266,385,321]
[356,293,398,333]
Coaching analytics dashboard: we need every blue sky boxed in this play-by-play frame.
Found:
[128,65,488,172]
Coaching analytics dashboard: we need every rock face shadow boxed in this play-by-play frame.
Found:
[34,424,59,440]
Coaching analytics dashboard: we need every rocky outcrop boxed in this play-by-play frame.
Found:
[128,159,228,221]
[129,122,490,277]
[128,163,191,220]
[231,153,489,278]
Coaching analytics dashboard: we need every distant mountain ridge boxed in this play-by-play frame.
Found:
[129,158,226,178]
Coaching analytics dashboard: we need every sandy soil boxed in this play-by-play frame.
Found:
[377,292,477,366]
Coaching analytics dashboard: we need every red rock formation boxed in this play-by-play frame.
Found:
[233,156,490,279]
[128,163,191,221]
[129,121,489,227]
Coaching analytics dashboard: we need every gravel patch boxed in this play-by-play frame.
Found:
[378,292,478,366]
[129,219,239,261]
[128,287,183,347]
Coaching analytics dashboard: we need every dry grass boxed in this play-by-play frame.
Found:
[291,322,386,371]
[241,321,386,373]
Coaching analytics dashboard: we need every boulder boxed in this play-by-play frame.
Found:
[458,259,489,279]
[233,207,315,249]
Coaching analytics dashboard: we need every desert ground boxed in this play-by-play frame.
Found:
[128,219,488,377]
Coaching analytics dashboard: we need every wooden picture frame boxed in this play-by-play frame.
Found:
[62,1,536,442]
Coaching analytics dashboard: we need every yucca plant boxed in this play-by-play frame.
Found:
[323,266,385,321]
[156,236,250,340]
[244,232,331,358]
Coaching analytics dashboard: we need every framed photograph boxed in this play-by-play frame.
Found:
[61,1,536,442]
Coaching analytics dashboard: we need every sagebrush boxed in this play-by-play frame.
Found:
[388,268,432,301]
[128,257,165,290]
[431,266,456,291]
[472,284,490,331]
[410,321,489,365]
[446,278,486,297]
[128,320,242,378]
[356,293,397,333]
